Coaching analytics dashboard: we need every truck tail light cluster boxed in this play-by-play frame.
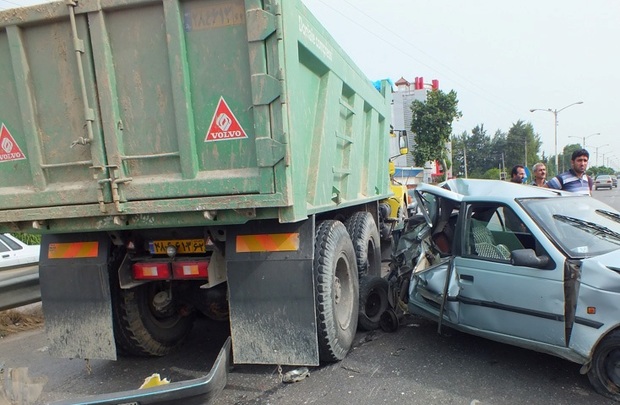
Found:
[132,261,208,280]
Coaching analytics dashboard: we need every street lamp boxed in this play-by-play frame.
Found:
[607,155,616,168]
[568,132,600,147]
[592,144,609,166]
[530,101,584,175]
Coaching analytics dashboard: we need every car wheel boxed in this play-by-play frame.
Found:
[587,330,620,401]
[357,275,389,331]
[314,220,359,362]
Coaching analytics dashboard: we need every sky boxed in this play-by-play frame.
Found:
[301,0,619,168]
[2,0,618,167]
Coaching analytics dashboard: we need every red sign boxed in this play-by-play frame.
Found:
[0,123,26,162]
[204,97,249,142]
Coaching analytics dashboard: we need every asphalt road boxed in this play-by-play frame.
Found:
[1,185,619,405]
[0,313,615,405]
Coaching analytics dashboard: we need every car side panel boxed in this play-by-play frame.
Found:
[569,260,620,359]
[454,256,567,346]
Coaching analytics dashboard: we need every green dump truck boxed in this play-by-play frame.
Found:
[0,0,404,401]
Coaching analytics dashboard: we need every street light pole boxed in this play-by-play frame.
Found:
[593,144,609,166]
[569,132,600,147]
[530,101,584,175]
[607,155,616,168]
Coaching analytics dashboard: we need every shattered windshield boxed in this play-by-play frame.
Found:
[521,197,620,258]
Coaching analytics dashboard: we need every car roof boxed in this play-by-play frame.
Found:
[416,178,576,204]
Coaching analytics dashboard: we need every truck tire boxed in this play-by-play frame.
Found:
[111,281,195,357]
[345,211,382,278]
[357,275,389,331]
[314,220,359,362]
[587,330,620,401]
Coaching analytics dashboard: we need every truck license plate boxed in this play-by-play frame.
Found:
[149,239,208,254]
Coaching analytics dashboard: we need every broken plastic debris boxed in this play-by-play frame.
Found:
[281,367,309,383]
[139,373,170,389]
[0,367,47,405]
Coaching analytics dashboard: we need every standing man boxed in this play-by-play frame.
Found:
[546,149,592,195]
[531,162,547,186]
[510,165,526,184]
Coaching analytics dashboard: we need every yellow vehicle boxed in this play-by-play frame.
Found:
[379,129,409,241]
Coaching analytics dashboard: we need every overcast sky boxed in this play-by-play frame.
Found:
[3,0,618,167]
[302,0,619,167]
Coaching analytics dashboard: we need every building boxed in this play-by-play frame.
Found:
[391,76,452,183]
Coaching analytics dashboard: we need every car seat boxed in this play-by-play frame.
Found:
[471,220,511,260]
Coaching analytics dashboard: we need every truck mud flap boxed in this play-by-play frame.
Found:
[49,337,231,405]
[39,233,116,360]
[226,217,319,366]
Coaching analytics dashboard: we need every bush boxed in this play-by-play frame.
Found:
[10,233,41,245]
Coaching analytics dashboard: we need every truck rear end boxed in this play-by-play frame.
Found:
[0,0,392,401]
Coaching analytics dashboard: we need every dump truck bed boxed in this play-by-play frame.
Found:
[0,0,391,233]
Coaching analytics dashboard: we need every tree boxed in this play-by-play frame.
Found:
[451,125,496,178]
[504,120,541,171]
[551,143,582,174]
[489,130,508,175]
[410,90,462,180]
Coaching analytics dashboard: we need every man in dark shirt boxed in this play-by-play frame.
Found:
[510,165,526,184]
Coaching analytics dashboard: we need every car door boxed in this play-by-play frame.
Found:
[0,237,19,268]
[408,186,462,324]
[454,202,567,346]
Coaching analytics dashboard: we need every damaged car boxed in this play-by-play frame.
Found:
[388,178,620,401]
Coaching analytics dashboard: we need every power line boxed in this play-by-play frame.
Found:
[310,0,526,121]
[0,0,23,8]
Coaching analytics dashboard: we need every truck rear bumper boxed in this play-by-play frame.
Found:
[49,337,231,405]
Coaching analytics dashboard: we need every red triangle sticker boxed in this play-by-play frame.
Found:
[0,123,26,162]
[204,97,249,142]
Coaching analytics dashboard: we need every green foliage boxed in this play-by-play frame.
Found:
[11,233,41,245]
[482,167,502,180]
[504,120,541,169]
[452,121,545,179]
[547,143,582,176]
[588,166,615,177]
[410,90,462,173]
[452,125,502,178]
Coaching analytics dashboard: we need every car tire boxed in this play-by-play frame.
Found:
[357,275,389,331]
[345,212,382,278]
[587,330,620,401]
[314,220,359,362]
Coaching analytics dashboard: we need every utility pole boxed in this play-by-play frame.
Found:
[463,146,468,178]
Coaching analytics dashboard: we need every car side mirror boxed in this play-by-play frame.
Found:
[510,249,550,269]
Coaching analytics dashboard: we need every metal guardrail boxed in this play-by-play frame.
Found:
[0,264,41,311]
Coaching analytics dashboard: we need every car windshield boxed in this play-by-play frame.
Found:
[520,196,620,258]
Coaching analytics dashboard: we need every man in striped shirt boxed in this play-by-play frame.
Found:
[546,149,593,195]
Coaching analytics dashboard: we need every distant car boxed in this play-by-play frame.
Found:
[0,234,41,311]
[0,233,39,269]
[594,175,613,190]
[611,175,618,188]
[391,179,620,401]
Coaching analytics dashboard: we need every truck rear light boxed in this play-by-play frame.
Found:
[171,261,208,279]
[133,262,171,280]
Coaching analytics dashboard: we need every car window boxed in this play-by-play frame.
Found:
[422,192,439,225]
[0,234,23,250]
[0,240,9,253]
[521,196,620,258]
[464,204,534,262]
